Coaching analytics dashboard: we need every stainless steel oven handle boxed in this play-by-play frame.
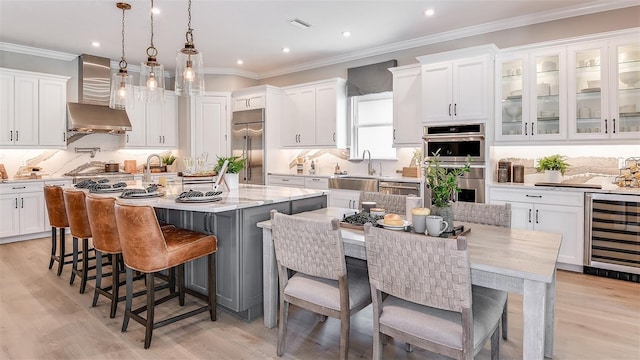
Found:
[422,135,485,140]
[379,185,419,190]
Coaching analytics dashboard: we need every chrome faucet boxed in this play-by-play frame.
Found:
[362,150,376,176]
[144,154,163,182]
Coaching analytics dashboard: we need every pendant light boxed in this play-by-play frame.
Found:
[139,0,164,102]
[109,2,134,110]
[175,0,204,96]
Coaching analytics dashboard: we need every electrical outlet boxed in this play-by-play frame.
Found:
[618,157,626,169]
[533,158,539,168]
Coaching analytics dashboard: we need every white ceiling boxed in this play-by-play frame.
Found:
[0,0,636,79]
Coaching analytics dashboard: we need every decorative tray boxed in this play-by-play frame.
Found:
[120,190,164,199]
[339,222,365,230]
[179,172,216,178]
[89,187,126,193]
[175,195,222,203]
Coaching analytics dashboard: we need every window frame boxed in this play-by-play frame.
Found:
[349,91,396,160]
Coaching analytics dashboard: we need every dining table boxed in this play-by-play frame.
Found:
[257,207,562,360]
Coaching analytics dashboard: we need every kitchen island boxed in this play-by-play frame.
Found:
[96,182,328,321]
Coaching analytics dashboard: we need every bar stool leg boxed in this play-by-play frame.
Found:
[79,238,89,294]
[144,272,155,349]
[70,237,78,285]
[57,228,66,276]
[178,264,185,306]
[122,267,133,332]
[208,253,216,321]
[92,250,103,307]
[110,254,120,319]
[49,227,57,269]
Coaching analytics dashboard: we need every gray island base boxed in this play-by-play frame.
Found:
[110,183,328,322]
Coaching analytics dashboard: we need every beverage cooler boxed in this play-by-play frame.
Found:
[584,193,640,281]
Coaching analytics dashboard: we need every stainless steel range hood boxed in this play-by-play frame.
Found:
[67,54,132,133]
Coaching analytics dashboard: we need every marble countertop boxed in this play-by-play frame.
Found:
[489,181,640,195]
[89,182,328,213]
[268,172,423,183]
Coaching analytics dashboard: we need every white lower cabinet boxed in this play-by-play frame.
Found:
[268,174,330,191]
[0,182,45,240]
[329,189,361,209]
[304,177,329,190]
[490,187,584,269]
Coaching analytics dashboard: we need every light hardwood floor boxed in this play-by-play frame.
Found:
[1,236,639,359]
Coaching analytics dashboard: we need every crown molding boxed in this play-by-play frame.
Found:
[257,0,638,79]
[204,67,260,79]
[0,42,76,61]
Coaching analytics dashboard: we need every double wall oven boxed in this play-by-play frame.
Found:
[423,123,486,206]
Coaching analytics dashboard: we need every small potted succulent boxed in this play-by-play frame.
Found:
[536,154,569,183]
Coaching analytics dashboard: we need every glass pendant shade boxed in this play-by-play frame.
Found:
[175,50,204,96]
[139,56,165,102]
[110,69,135,110]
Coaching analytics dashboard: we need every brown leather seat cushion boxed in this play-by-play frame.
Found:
[85,195,121,254]
[162,227,218,269]
[44,185,69,228]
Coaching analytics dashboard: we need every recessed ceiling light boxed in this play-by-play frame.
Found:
[151,7,160,15]
[424,8,435,16]
[237,59,244,65]
[342,31,351,38]
[282,47,290,53]
[91,41,100,47]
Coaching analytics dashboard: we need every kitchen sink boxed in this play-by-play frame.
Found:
[328,176,379,191]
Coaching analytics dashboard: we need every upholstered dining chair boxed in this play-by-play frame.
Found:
[270,210,371,360]
[359,192,408,215]
[453,201,511,340]
[43,185,72,276]
[114,202,218,349]
[364,224,506,360]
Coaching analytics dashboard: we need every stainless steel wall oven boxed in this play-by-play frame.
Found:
[422,124,486,206]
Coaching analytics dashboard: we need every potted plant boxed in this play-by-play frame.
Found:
[161,153,176,172]
[423,149,470,232]
[214,156,247,189]
[536,154,569,183]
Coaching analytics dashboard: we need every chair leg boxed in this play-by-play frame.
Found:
[405,343,413,352]
[318,314,328,323]
[502,300,508,340]
[169,267,176,294]
[70,237,78,285]
[207,253,216,321]
[491,326,500,360]
[49,227,56,269]
[92,250,103,307]
[79,238,89,294]
[372,331,383,360]
[277,301,289,356]
[122,267,133,332]
[339,311,350,360]
[144,272,155,349]
[110,254,120,319]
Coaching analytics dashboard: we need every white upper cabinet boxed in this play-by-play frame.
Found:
[390,64,422,147]
[0,68,68,148]
[122,90,178,148]
[282,78,347,148]
[495,47,567,142]
[232,90,265,111]
[418,48,494,124]
[192,95,228,161]
[568,35,640,140]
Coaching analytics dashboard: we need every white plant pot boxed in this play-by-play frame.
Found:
[545,170,562,183]
[225,173,240,190]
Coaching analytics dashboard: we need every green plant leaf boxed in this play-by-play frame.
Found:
[535,154,569,175]
[423,149,470,208]
[214,155,246,174]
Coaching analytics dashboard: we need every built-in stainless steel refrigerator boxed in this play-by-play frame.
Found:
[231,108,264,185]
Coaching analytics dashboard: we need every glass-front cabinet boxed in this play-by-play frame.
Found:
[569,36,640,139]
[496,47,566,142]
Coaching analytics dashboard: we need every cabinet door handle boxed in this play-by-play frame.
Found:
[524,123,528,136]
[15,131,18,141]
[21,198,24,209]
[612,118,616,134]
[525,194,542,198]
[604,119,608,134]
[531,122,534,136]
[528,209,532,223]
[163,135,165,143]
[15,198,18,209]
[282,178,289,182]
[535,209,539,224]
[393,129,396,140]
[448,104,451,116]
[333,132,336,142]
[63,132,66,142]
[12,186,26,189]
[312,178,320,182]
[9,130,13,142]
[454,103,457,116]
[126,134,129,143]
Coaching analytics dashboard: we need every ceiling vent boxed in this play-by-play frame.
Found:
[289,18,311,29]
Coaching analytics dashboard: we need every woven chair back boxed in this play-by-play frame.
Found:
[359,192,408,215]
[453,202,511,228]
[364,224,471,312]
[271,212,346,280]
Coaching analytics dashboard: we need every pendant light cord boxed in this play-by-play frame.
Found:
[120,5,126,68]
[150,0,155,48]
[186,0,194,43]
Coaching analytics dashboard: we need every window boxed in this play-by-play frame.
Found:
[350,91,396,159]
